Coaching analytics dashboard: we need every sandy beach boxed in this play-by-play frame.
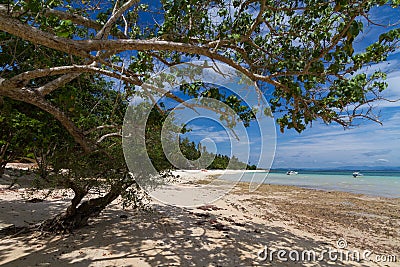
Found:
[0,168,399,266]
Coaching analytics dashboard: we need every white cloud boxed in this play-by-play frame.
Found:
[378,70,400,107]
[272,111,400,168]
[376,158,389,163]
[353,59,400,77]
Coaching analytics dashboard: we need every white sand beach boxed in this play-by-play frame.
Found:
[0,167,399,266]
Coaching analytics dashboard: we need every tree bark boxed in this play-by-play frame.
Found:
[40,181,128,232]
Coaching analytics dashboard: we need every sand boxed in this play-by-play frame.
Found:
[0,167,399,266]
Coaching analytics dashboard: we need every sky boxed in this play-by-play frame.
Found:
[175,4,400,170]
[271,5,400,170]
[181,57,400,170]
[132,1,400,170]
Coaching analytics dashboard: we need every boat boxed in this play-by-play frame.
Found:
[352,172,363,178]
[286,170,298,175]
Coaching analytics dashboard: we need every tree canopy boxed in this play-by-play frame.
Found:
[1,0,399,142]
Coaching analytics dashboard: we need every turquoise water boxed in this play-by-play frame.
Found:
[226,170,400,198]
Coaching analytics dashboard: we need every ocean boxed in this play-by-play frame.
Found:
[225,170,400,198]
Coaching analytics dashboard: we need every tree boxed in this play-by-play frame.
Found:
[0,98,70,178]
[0,73,131,231]
[0,0,399,231]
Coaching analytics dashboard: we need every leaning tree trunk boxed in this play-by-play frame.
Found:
[0,142,11,178]
[0,164,5,178]
[40,183,125,233]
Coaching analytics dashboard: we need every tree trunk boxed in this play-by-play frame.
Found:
[40,183,125,233]
[0,142,10,177]
[0,164,4,178]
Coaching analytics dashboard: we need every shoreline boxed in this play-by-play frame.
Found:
[173,169,400,199]
[0,169,399,266]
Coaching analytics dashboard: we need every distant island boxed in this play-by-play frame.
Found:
[272,166,400,171]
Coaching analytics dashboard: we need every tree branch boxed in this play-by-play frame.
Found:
[96,0,138,39]
[0,64,139,91]
[0,12,284,89]
[37,73,81,96]
[43,8,102,31]
[1,88,93,152]
[0,13,90,58]
[96,132,122,144]
[84,125,121,135]
[243,0,266,40]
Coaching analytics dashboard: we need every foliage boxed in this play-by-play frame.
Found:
[0,98,69,176]
[178,137,256,170]
[145,107,255,171]
[1,0,398,133]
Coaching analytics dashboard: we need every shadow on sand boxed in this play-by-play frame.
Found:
[0,197,371,267]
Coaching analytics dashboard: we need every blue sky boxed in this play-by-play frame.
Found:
[128,1,400,170]
[181,67,400,169]
[180,56,400,169]
[270,6,400,169]
[273,56,400,169]
[175,5,400,170]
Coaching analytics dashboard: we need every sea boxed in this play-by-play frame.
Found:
[225,170,400,198]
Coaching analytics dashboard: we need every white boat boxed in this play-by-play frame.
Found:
[286,170,298,175]
[352,172,363,178]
